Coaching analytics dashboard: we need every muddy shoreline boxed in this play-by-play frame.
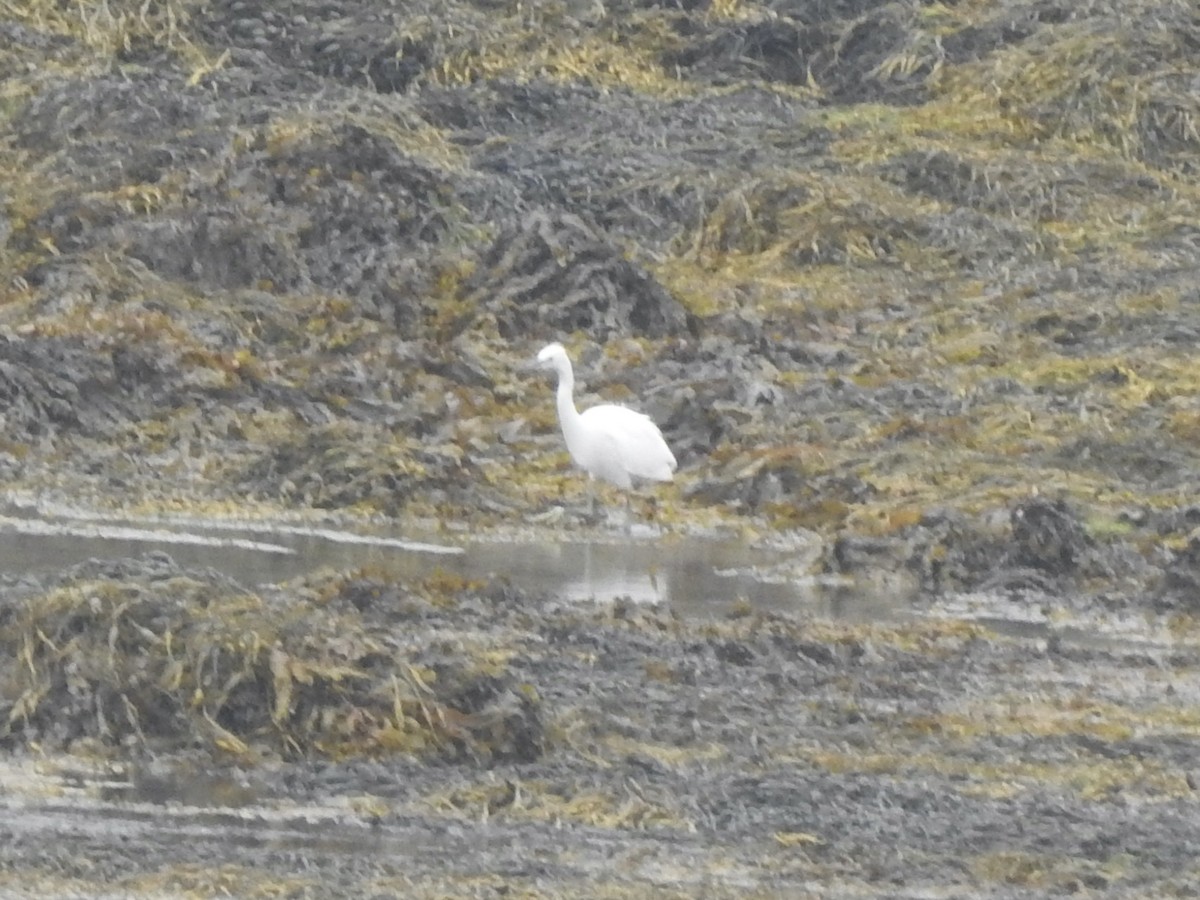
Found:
[0,545,1198,897]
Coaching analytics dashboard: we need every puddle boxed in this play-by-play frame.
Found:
[104,768,264,809]
[0,754,667,882]
[0,755,384,857]
[0,504,894,619]
[0,504,1183,647]
[921,589,1200,652]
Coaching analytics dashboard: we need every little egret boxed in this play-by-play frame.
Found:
[535,342,677,518]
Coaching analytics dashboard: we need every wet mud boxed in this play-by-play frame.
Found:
[3,0,1200,894]
[2,552,1200,897]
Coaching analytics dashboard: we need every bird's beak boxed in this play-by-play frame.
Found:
[518,355,543,375]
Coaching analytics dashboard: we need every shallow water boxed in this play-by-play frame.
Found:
[2,508,1186,651]
[0,507,894,620]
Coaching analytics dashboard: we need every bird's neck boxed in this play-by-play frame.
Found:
[555,373,579,430]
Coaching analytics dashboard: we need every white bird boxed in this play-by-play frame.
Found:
[535,342,677,515]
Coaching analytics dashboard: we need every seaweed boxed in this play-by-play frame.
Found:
[0,555,544,762]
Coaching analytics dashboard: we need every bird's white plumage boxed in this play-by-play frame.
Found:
[536,342,677,490]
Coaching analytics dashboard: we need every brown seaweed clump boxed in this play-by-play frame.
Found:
[0,553,543,763]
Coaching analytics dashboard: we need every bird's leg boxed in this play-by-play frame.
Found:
[584,539,596,601]
[623,492,633,536]
[581,476,604,525]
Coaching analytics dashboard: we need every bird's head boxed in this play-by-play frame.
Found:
[536,342,570,372]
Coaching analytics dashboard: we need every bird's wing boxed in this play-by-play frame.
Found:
[583,404,676,481]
